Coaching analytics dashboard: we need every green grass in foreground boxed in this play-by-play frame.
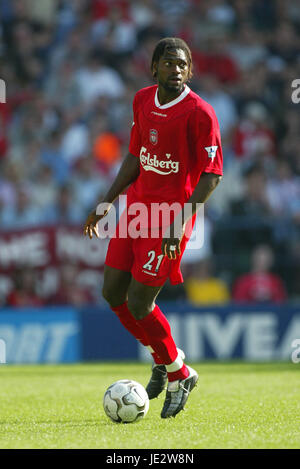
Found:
[0,362,299,449]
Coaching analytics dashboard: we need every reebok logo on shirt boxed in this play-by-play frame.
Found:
[139,146,179,175]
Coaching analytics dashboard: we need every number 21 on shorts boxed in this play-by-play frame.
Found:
[143,251,164,273]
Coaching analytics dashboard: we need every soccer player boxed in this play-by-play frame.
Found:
[83,37,223,418]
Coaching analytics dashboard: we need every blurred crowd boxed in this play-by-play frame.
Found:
[0,0,300,305]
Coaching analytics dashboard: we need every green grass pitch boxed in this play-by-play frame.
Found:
[0,362,299,449]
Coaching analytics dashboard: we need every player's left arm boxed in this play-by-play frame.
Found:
[162,172,222,259]
[186,171,222,205]
[162,106,223,259]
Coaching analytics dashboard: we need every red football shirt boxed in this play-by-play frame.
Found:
[128,84,223,211]
[232,273,287,303]
[106,85,223,285]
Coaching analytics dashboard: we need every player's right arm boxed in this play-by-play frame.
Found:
[84,91,142,239]
[83,152,139,239]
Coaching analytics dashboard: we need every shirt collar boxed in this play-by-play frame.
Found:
[154,85,190,109]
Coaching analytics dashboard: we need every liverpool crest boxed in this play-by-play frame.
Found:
[149,129,158,145]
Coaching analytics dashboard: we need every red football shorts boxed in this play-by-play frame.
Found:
[105,210,190,287]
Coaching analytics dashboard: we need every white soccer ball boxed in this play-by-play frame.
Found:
[103,379,149,423]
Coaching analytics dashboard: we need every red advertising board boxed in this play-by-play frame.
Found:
[0,226,110,303]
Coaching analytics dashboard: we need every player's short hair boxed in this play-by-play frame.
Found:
[151,37,193,80]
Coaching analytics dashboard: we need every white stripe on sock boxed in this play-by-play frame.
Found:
[165,353,184,373]
[147,346,154,354]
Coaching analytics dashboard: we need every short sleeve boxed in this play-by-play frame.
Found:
[128,93,141,158]
[190,106,223,176]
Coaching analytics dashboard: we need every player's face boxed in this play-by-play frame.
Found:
[154,48,190,94]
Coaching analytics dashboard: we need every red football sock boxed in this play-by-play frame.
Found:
[111,302,163,364]
[137,305,189,381]
[111,302,148,345]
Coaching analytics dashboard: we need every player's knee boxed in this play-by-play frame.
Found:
[127,296,152,320]
[102,285,112,305]
[102,284,124,308]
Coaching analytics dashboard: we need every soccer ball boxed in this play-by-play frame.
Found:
[103,379,149,423]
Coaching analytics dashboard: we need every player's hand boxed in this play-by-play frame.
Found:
[84,202,113,239]
[162,237,181,260]
[83,209,101,239]
[161,223,185,260]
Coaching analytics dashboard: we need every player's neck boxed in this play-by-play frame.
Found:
[157,84,185,105]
